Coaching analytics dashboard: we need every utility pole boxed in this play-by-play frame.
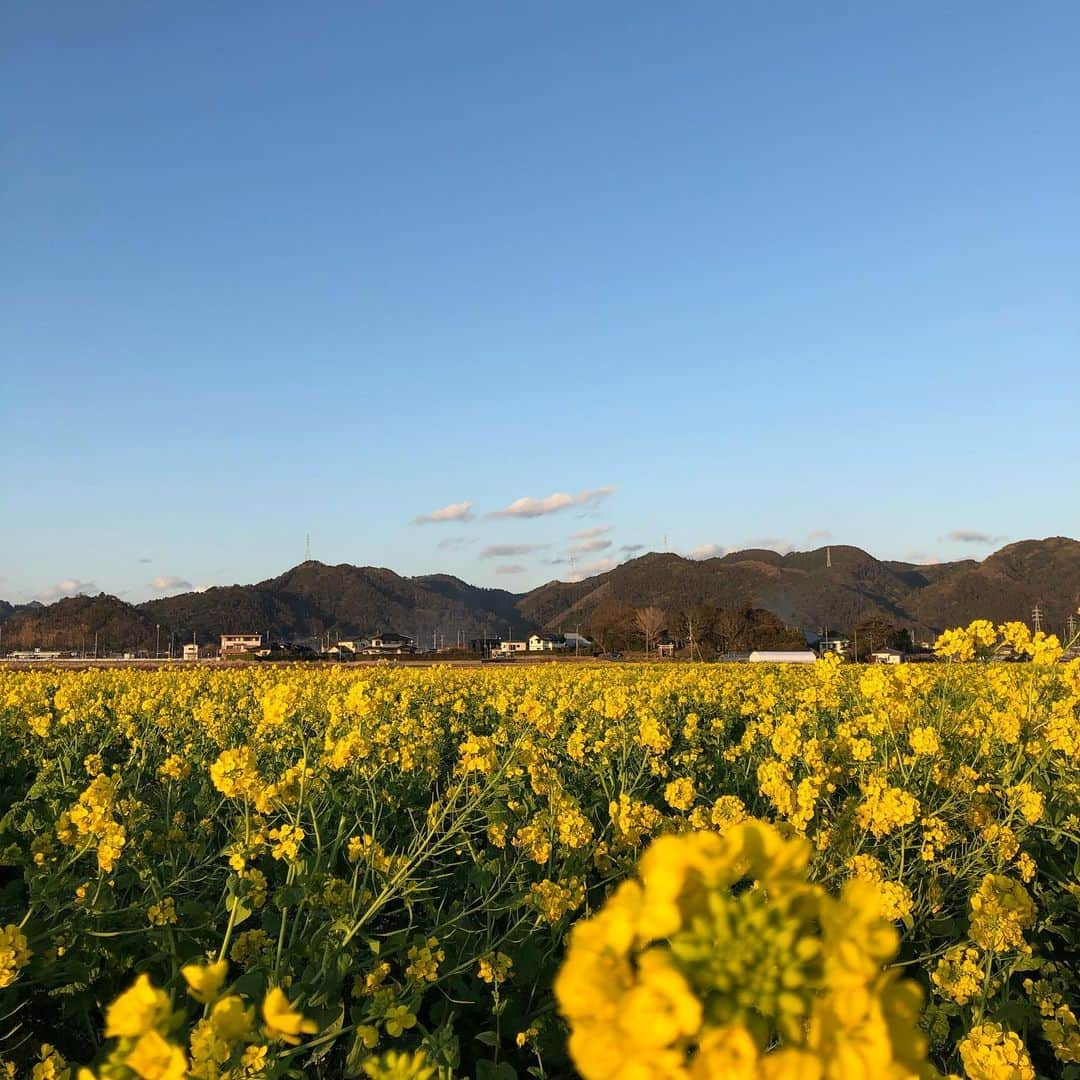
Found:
[156,624,161,660]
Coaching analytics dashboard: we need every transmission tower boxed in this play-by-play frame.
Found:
[826,547,832,569]
[1032,603,1043,634]
[304,533,311,562]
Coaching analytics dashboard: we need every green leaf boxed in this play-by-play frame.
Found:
[225,895,251,926]
[475,1030,500,1048]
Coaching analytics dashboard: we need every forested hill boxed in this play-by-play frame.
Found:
[2,538,1077,652]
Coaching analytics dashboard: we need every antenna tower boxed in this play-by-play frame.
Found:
[304,533,311,562]
[826,547,832,569]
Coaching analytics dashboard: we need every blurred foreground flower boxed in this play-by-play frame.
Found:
[555,819,934,1079]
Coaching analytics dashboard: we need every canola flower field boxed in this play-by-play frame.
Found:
[0,620,1077,1079]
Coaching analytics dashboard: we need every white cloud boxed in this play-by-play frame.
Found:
[571,524,612,540]
[688,543,727,560]
[38,578,97,601]
[944,529,1006,545]
[437,536,477,551]
[568,538,613,554]
[807,529,833,542]
[149,575,193,593]
[481,543,549,559]
[414,500,475,525]
[489,486,616,519]
[495,563,527,575]
[744,537,796,556]
[193,584,212,593]
[568,557,618,581]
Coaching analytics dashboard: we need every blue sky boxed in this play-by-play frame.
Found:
[3,2,1078,603]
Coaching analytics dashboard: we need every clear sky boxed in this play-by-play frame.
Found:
[3,2,1078,603]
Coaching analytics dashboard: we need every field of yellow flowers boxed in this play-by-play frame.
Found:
[0,620,1077,1079]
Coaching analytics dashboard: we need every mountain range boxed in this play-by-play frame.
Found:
[2,537,1078,654]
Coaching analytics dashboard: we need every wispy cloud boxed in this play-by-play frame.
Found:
[138,557,153,564]
[193,584,212,593]
[744,537,796,555]
[489,486,615,519]
[688,543,727,560]
[480,543,549,559]
[620,544,644,555]
[149,575,193,593]
[414,500,475,525]
[568,557,618,582]
[38,578,97,601]
[903,551,944,566]
[568,538,612,554]
[944,529,1006,545]
[495,564,527,575]
[807,529,833,542]
[571,524,612,540]
[437,536,477,551]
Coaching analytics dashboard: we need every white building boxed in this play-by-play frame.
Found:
[871,647,905,664]
[182,643,200,661]
[749,650,817,663]
[220,633,262,657]
[818,638,849,657]
[362,632,415,656]
[528,633,565,652]
[563,632,592,652]
[491,640,528,657]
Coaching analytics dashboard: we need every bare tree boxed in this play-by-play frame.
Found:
[635,606,666,658]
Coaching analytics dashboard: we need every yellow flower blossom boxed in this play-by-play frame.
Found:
[261,986,318,1045]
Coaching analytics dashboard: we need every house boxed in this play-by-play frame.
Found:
[362,632,415,656]
[490,640,528,658]
[871,647,905,664]
[220,633,262,657]
[182,643,200,661]
[818,637,850,657]
[336,640,367,655]
[469,637,503,658]
[563,632,592,652]
[749,650,817,663]
[528,633,565,652]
